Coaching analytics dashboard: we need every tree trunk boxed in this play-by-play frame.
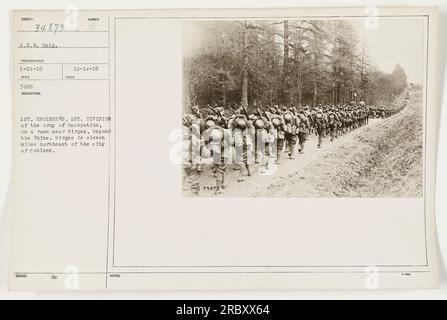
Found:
[282,20,290,104]
[241,64,249,107]
[222,86,227,106]
[241,23,249,107]
[336,82,341,105]
[297,83,303,107]
[332,82,336,105]
[220,67,227,106]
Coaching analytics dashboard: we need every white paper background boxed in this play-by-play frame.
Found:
[0,0,446,299]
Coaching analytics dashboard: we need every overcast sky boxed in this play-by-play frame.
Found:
[353,17,426,84]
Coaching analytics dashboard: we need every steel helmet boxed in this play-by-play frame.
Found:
[235,117,247,129]
[283,112,293,123]
[205,119,216,129]
[254,119,265,129]
[185,113,196,123]
[272,118,281,127]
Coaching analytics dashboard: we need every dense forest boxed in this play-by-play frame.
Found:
[184,20,409,110]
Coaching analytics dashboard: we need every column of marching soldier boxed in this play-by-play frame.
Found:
[182,101,400,196]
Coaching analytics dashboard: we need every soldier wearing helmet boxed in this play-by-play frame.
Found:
[339,108,348,135]
[270,113,286,164]
[203,123,233,195]
[314,110,326,148]
[252,109,274,170]
[230,115,255,182]
[327,109,338,142]
[303,106,314,134]
[335,109,343,137]
[297,109,310,154]
[283,110,299,159]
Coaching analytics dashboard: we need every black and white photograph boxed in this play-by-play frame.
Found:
[3,4,442,295]
[182,18,425,198]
